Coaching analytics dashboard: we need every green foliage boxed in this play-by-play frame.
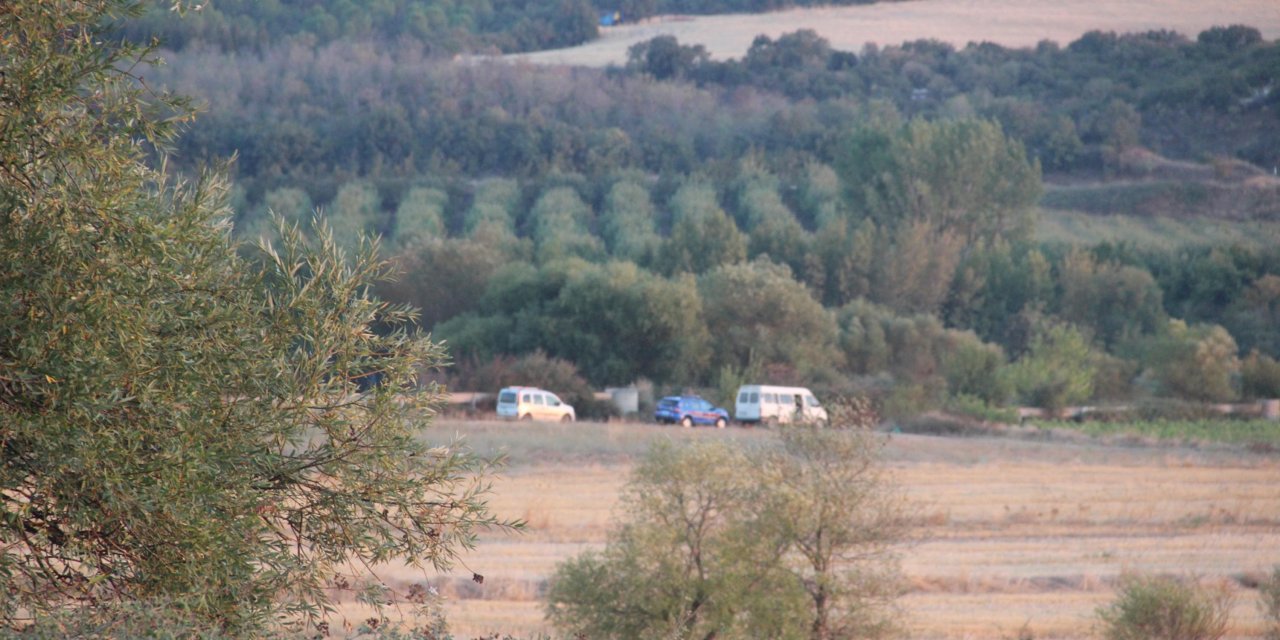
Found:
[392,186,449,248]
[547,418,906,640]
[840,118,1042,245]
[530,187,605,263]
[1242,351,1280,399]
[437,260,710,386]
[659,182,748,275]
[0,2,506,631]
[378,238,509,328]
[836,298,1008,403]
[1096,574,1233,640]
[600,180,662,264]
[546,441,808,640]
[1055,249,1166,348]
[760,420,905,640]
[699,258,841,380]
[1004,323,1098,413]
[326,180,388,254]
[1137,320,1241,402]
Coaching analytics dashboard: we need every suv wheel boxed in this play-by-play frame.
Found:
[681,416,694,428]
[714,417,727,429]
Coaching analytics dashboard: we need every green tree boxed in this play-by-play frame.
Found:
[0,2,505,632]
[391,186,448,248]
[545,261,711,385]
[546,441,806,640]
[699,259,841,379]
[600,180,662,264]
[326,180,387,253]
[759,418,906,640]
[1055,249,1166,349]
[839,119,1042,245]
[658,182,747,275]
[1139,320,1241,402]
[1003,323,1098,413]
[529,186,604,263]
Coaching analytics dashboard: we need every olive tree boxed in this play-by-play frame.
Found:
[1,1,507,633]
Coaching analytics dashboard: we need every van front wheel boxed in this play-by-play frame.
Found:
[560,414,573,423]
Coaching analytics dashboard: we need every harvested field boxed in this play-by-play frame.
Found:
[330,420,1280,639]
[509,0,1280,67]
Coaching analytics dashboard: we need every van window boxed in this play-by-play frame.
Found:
[738,391,750,403]
[806,395,820,407]
[499,391,516,403]
[521,392,532,403]
[548,395,561,406]
[749,392,758,403]
[779,393,794,405]
[763,393,777,403]
[533,394,546,406]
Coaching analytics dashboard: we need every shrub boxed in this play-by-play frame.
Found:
[1096,574,1233,640]
[1262,566,1280,640]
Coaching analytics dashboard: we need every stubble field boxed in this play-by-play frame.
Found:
[510,0,1280,67]
[334,420,1280,639]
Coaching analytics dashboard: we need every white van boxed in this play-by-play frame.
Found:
[496,386,576,422]
[734,385,827,426]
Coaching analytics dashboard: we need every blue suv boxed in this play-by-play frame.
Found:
[655,396,730,428]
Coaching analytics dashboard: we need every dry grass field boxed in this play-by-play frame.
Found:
[330,420,1280,639]
[510,0,1280,67]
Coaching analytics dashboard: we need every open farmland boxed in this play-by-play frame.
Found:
[330,420,1280,639]
[510,0,1280,67]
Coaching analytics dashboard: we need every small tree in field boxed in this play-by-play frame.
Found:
[759,401,907,640]
[546,399,906,640]
[1,1,507,634]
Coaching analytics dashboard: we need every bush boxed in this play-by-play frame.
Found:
[1262,566,1280,640]
[1096,574,1233,640]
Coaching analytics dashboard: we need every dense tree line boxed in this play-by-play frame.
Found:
[151,26,1280,208]
[121,0,882,54]
[140,23,1280,412]
[122,0,601,54]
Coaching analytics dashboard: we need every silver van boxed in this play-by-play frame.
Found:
[734,385,827,426]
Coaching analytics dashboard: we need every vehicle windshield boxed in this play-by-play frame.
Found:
[499,391,516,403]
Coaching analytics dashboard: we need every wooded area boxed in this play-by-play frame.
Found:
[126,6,1280,416]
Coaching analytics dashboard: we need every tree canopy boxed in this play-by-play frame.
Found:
[0,1,506,633]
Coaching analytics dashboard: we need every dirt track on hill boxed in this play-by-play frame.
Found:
[509,0,1280,66]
